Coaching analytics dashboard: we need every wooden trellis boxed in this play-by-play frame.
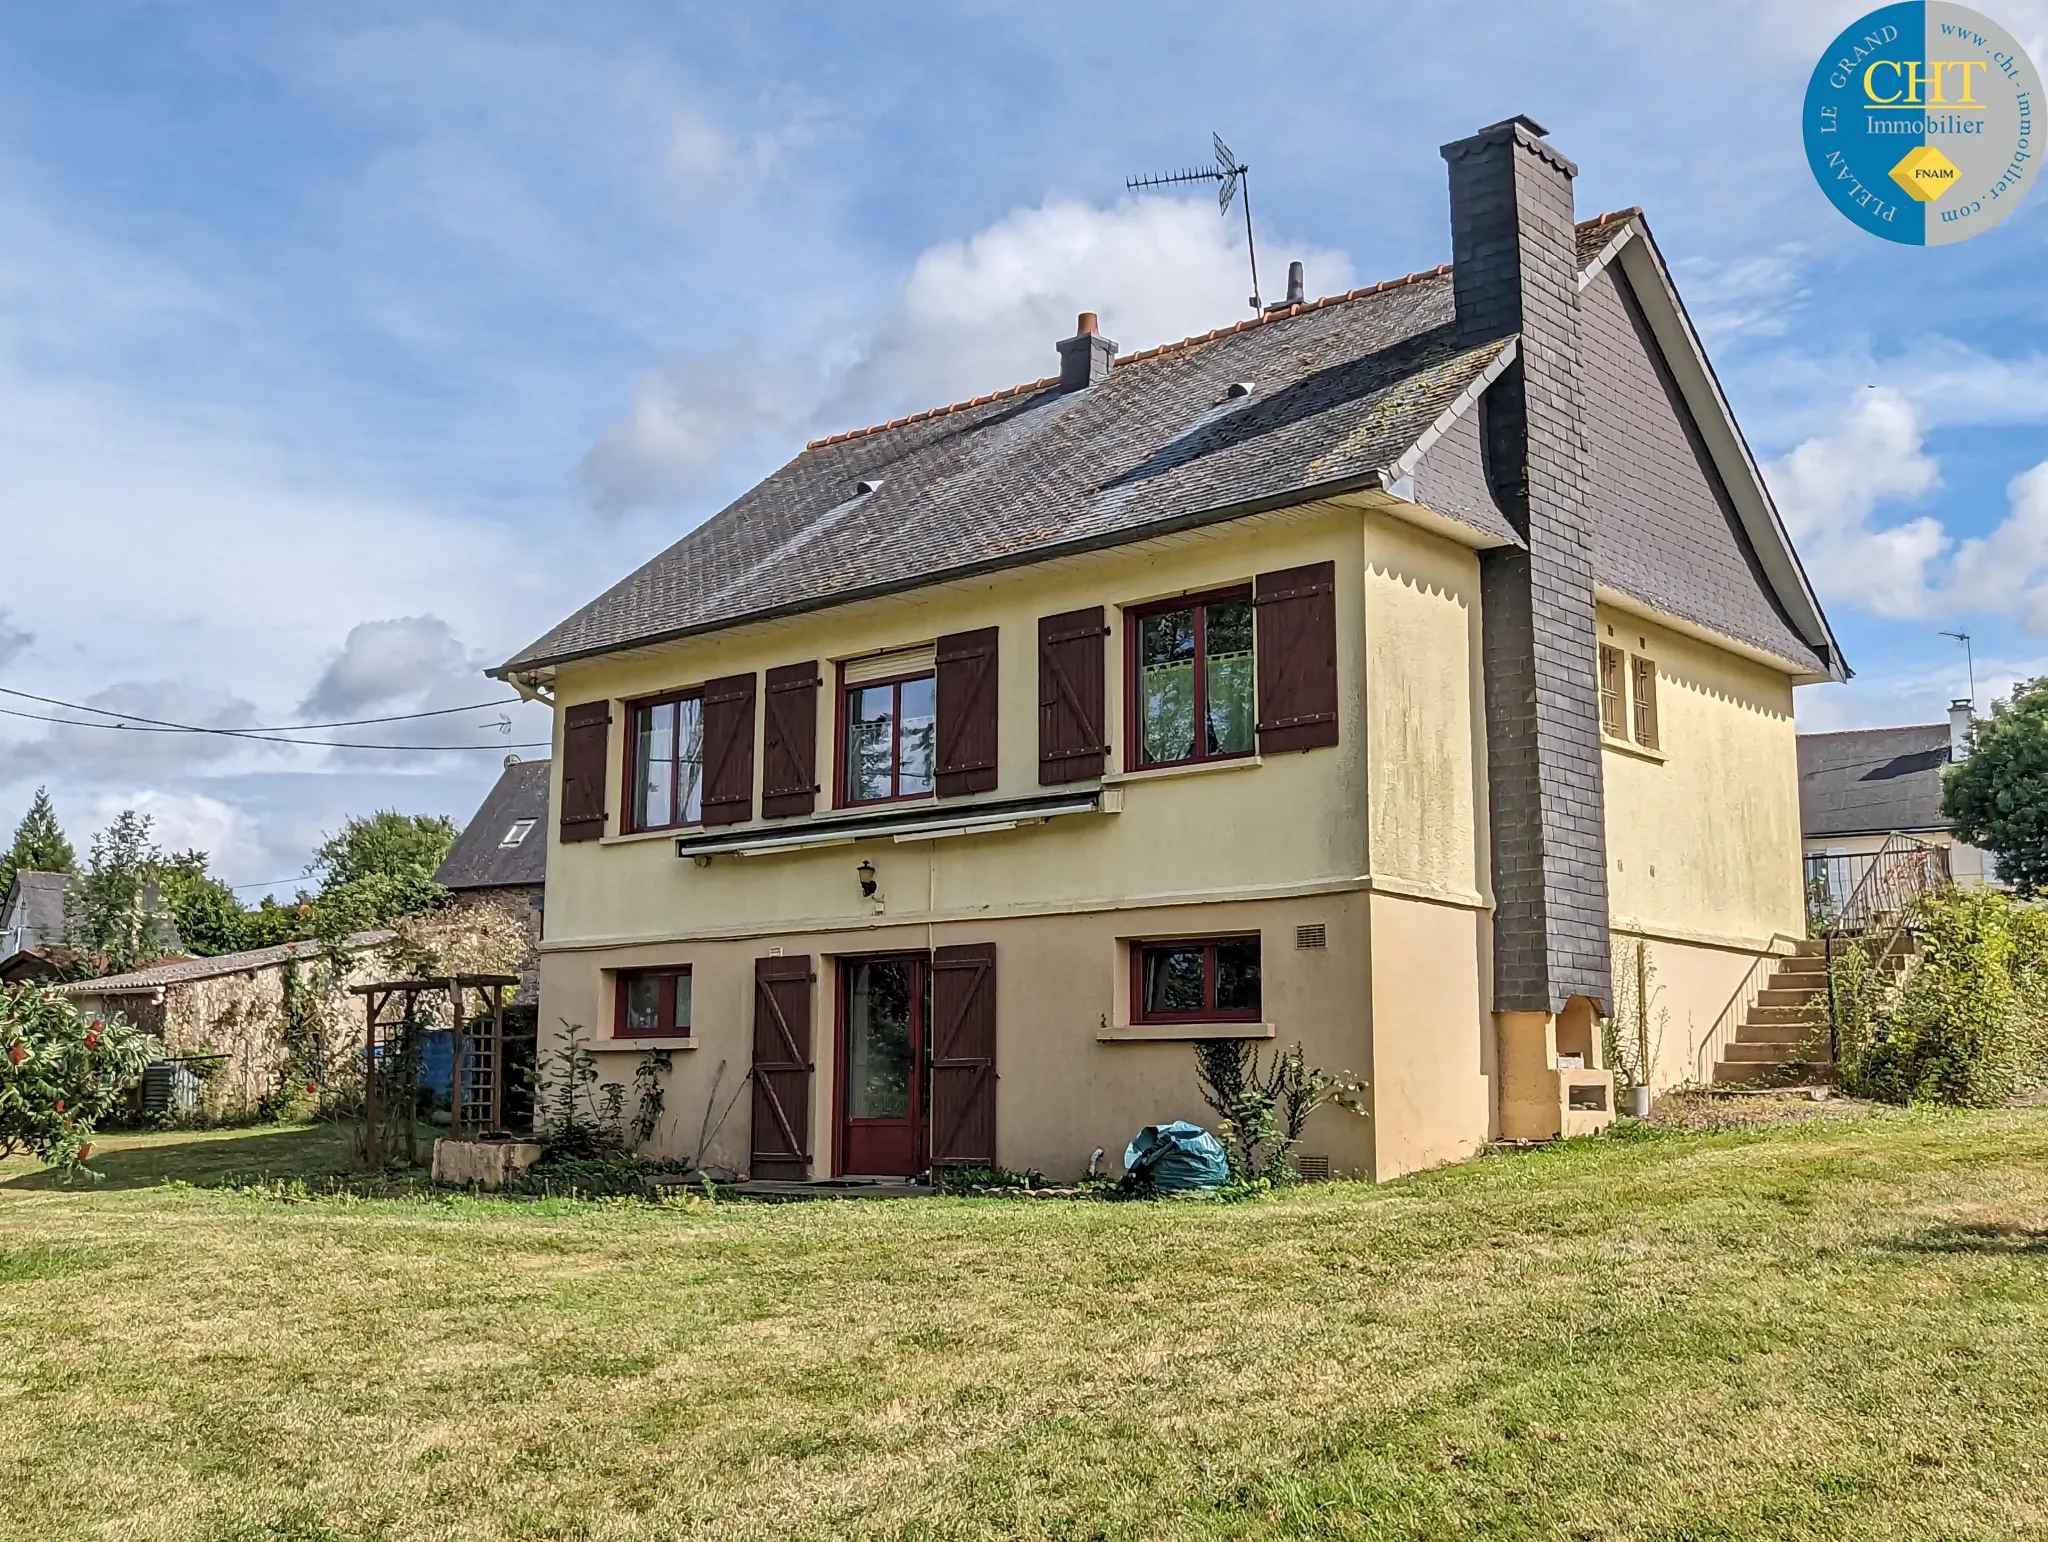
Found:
[349,973,521,1169]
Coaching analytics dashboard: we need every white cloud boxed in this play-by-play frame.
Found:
[1672,246,1808,344]
[0,681,261,783]
[1764,388,1945,617]
[302,616,477,716]
[0,610,30,671]
[580,193,1355,514]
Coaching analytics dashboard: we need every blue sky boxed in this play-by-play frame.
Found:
[2,1,2045,894]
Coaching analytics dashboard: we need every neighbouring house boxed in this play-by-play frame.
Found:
[0,870,73,981]
[1798,701,1999,907]
[433,755,549,999]
[494,115,1844,1182]
[57,931,391,1115]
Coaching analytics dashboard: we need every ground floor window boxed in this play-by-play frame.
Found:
[616,967,692,1037]
[1132,936,1262,1023]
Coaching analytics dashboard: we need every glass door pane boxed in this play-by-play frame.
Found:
[848,961,913,1119]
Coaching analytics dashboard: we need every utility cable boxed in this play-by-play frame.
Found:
[0,704,547,752]
[0,684,527,734]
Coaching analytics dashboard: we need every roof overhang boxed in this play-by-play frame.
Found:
[1595,584,1833,684]
[1591,217,1848,683]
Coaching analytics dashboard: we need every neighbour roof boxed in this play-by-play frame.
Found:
[1798,725,1954,839]
[54,930,393,997]
[435,759,550,890]
[502,266,1513,672]
[1,870,74,954]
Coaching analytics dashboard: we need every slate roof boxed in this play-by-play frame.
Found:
[436,758,549,890]
[1798,725,1954,839]
[55,930,394,997]
[1,870,74,956]
[503,267,1515,671]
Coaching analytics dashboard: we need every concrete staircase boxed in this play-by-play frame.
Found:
[1709,936,1913,1084]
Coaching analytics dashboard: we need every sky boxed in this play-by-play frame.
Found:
[2,1,2046,897]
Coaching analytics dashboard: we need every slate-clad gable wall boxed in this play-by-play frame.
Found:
[1578,265,1821,673]
[1443,118,1613,1015]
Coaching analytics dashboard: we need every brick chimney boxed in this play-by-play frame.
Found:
[1949,698,1974,761]
[1442,115,1611,1018]
[1057,311,1117,390]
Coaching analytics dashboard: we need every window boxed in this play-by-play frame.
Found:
[626,692,704,831]
[498,818,535,848]
[1131,936,1262,1023]
[1128,589,1256,769]
[1630,655,1659,750]
[1598,646,1626,739]
[616,968,692,1037]
[842,670,937,805]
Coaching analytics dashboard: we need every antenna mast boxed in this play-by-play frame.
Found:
[1128,133,1263,313]
[1940,630,1977,711]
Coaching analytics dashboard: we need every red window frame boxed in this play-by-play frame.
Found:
[835,664,938,809]
[1129,935,1263,1024]
[614,967,692,1038]
[1123,585,1256,772]
[621,688,704,834]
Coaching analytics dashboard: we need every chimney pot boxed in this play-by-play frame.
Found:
[1285,261,1305,305]
[1075,311,1098,336]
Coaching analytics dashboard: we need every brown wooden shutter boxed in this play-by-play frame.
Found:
[1254,561,1339,753]
[1037,607,1108,784]
[930,942,996,1168]
[749,954,814,1180]
[700,672,757,826]
[558,699,612,842]
[935,627,999,797]
[761,662,821,818]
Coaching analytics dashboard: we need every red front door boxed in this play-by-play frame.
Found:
[839,956,929,1176]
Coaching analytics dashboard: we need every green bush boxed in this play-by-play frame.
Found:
[1834,887,2048,1106]
[0,984,161,1172]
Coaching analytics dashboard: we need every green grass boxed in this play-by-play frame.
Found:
[4,1113,2048,1540]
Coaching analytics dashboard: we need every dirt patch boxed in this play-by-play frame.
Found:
[1644,1086,1885,1133]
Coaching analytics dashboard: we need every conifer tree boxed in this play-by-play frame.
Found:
[0,787,77,900]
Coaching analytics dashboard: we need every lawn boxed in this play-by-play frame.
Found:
[4,1111,2048,1541]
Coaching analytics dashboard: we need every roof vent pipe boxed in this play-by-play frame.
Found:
[1285,260,1305,304]
[1057,311,1118,390]
[1950,698,1974,762]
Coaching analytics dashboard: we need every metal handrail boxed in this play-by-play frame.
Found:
[1822,832,1950,1060]
[1692,947,1782,1085]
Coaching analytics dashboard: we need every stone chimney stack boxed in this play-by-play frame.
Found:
[1441,114,1611,1019]
[1057,311,1117,390]
[1950,698,1975,761]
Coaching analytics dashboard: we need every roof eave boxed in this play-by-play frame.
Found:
[1604,219,1850,684]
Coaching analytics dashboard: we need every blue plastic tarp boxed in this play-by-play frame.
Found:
[1123,1121,1230,1194]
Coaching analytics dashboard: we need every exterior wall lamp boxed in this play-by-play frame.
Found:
[857,859,878,898]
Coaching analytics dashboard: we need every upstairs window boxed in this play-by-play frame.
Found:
[1630,655,1659,750]
[843,666,937,806]
[627,692,704,832]
[1598,646,1626,739]
[1132,936,1263,1023]
[1128,589,1256,769]
[617,967,692,1037]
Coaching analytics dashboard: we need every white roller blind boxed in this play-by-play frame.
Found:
[841,643,936,685]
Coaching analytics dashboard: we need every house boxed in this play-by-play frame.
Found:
[433,754,549,999]
[494,116,1843,1182]
[1799,701,1998,906]
[0,870,73,981]
[58,931,391,1116]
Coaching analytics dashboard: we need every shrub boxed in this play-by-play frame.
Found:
[1192,1039,1363,1183]
[1834,887,2048,1107]
[0,984,161,1172]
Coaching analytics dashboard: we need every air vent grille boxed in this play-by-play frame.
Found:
[1296,1154,1331,1182]
[1295,923,1326,950]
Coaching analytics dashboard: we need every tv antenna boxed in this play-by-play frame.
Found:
[1128,133,1263,314]
[1940,629,1976,711]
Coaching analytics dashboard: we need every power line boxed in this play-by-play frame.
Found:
[0,684,529,734]
[0,704,549,752]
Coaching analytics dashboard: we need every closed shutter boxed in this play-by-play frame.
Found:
[1254,561,1339,753]
[935,627,999,797]
[930,942,996,1168]
[558,700,611,843]
[762,661,821,818]
[1037,607,1108,784]
[700,672,757,826]
[750,954,814,1180]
